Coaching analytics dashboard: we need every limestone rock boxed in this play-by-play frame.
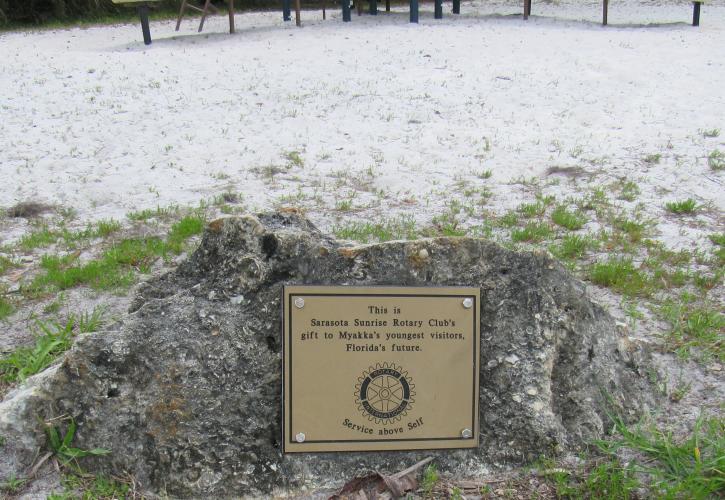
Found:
[0,213,654,497]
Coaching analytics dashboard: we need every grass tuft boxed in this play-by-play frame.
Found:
[708,150,725,171]
[512,222,553,243]
[589,257,651,297]
[660,299,724,361]
[333,216,418,243]
[665,199,699,215]
[551,205,587,230]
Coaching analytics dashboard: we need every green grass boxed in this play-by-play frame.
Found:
[550,234,596,261]
[284,150,305,168]
[598,413,724,498]
[126,204,178,222]
[333,216,418,243]
[665,199,699,214]
[660,299,724,361]
[708,150,725,171]
[709,233,725,247]
[701,128,720,138]
[643,153,662,164]
[538,458,640,499]
[167,214,205,252]
[0,296,14,320]
[44,417,109,468]
[618,180,641,202]
[421,463,439,496]
[517,201,546,218]
[19,225,59,250]
[551,205,587,230]
[589,257,651,297]
[0,255,19,275]
[0,308,106,383]
[611,216,650,244]
[49,473,130,500]
[511,222,553,243]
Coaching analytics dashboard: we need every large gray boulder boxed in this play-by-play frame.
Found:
[0,212,653,497]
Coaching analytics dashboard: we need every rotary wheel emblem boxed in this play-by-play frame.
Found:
[355,363,415,424]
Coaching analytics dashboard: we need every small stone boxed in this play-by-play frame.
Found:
[486,359,498,369]
[230,295,244,305]
[532,401,544,412]
[504,354,520,365]
[526,387,538,396]
[512,394,522,403]
[418,248,429,259]
[208,291,217,300]
[534,313,541,320]
[710,363,722,372]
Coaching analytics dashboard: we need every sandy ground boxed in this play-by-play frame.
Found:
[0,0,724,496]
[1,0,724,240]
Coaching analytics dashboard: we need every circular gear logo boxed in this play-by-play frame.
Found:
[355,363,415,424]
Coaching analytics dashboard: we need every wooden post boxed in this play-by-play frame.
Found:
[294,0,301,26]
[386,0,390,11]
[523,0,530,19]
[410,0,418,22]
[228,0,235,33]
[322,0,326,20]
[138,4,151,45]
[342,0,351,21]
[692,1,701,26]
[434,0,442,19]
[370,0,377,15]
[283,0,291,21]
[602,0,608,25]
[453,0,460,14]
[175,0,187,30]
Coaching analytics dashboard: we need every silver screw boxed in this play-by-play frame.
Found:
[294,297,305,309]
[461,428,473,439]
[462,298,473,309]
[295,432,306,443]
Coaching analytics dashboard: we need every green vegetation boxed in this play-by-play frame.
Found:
[660,298,724,361]
[0,296,13,320]
[589,257,651,297]
[701,128,720,138]
[45,417,110,467]
[333,216,418,243]
[550,234,596,261]
[0,474,27,494]
[49,473,131,500]
[284,150,305,168]
[511,222,553,243]
[127,204,178,222]
[665,198,699,214]
[551,205,587,230]
[517,201,546,218]
[19,225,59,250]
[598,413,724,498]
[421,463,439,496]
[0,308,104,382]
[643,153,662,164]
[709,149,725,171]
[617,180,641,202]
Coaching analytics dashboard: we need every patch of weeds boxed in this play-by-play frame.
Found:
[335,199,354,212]
[0,255,19,275]
[477,169,493,179]
[167,214,205,252]
[496,211,519,228]
[598,413,724,498]
[0,296,15,320]
[643,153,662,164]
[5,201,53,218]
[665,198,699,214]
[660,298,724,361]
[578,187,609,213]
[611,216,650,244]
[708,149,725,171]
[0,474,27,494]
[517,201,546,218]
[700,128,720,138]
[511,222,553,243]
[421,463,439,496]
[94,219,122,237]
[710,233,725,246]
[52,473,130,500]
[333,216,418,243]
[550,234,596,261]
[284,150,305,168]
[589,257,651,297]
[126,204,178,222]
[19,224,60,250]
[45,417,110,468]
[0,317,75,382]
[551,205,587,231]
[618,180,641,202]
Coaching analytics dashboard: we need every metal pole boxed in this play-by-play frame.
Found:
[410,0,418,23]
[342,0,351,21]
[229,0,235,33]
[283,0,291,21]
[138,4,151,45]
[523,0,530,20]
[692,1,701,26]
[434,0,442,19]
[602,0,608,25]
[294,0,301,26]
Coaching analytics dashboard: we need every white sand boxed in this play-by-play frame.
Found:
[1,0,723,245]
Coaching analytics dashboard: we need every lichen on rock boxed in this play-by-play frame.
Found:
[0,212,655,497]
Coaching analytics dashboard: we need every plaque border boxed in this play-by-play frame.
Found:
[282,286,480,453]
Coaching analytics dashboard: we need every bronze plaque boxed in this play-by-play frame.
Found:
[283,286,480,453]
